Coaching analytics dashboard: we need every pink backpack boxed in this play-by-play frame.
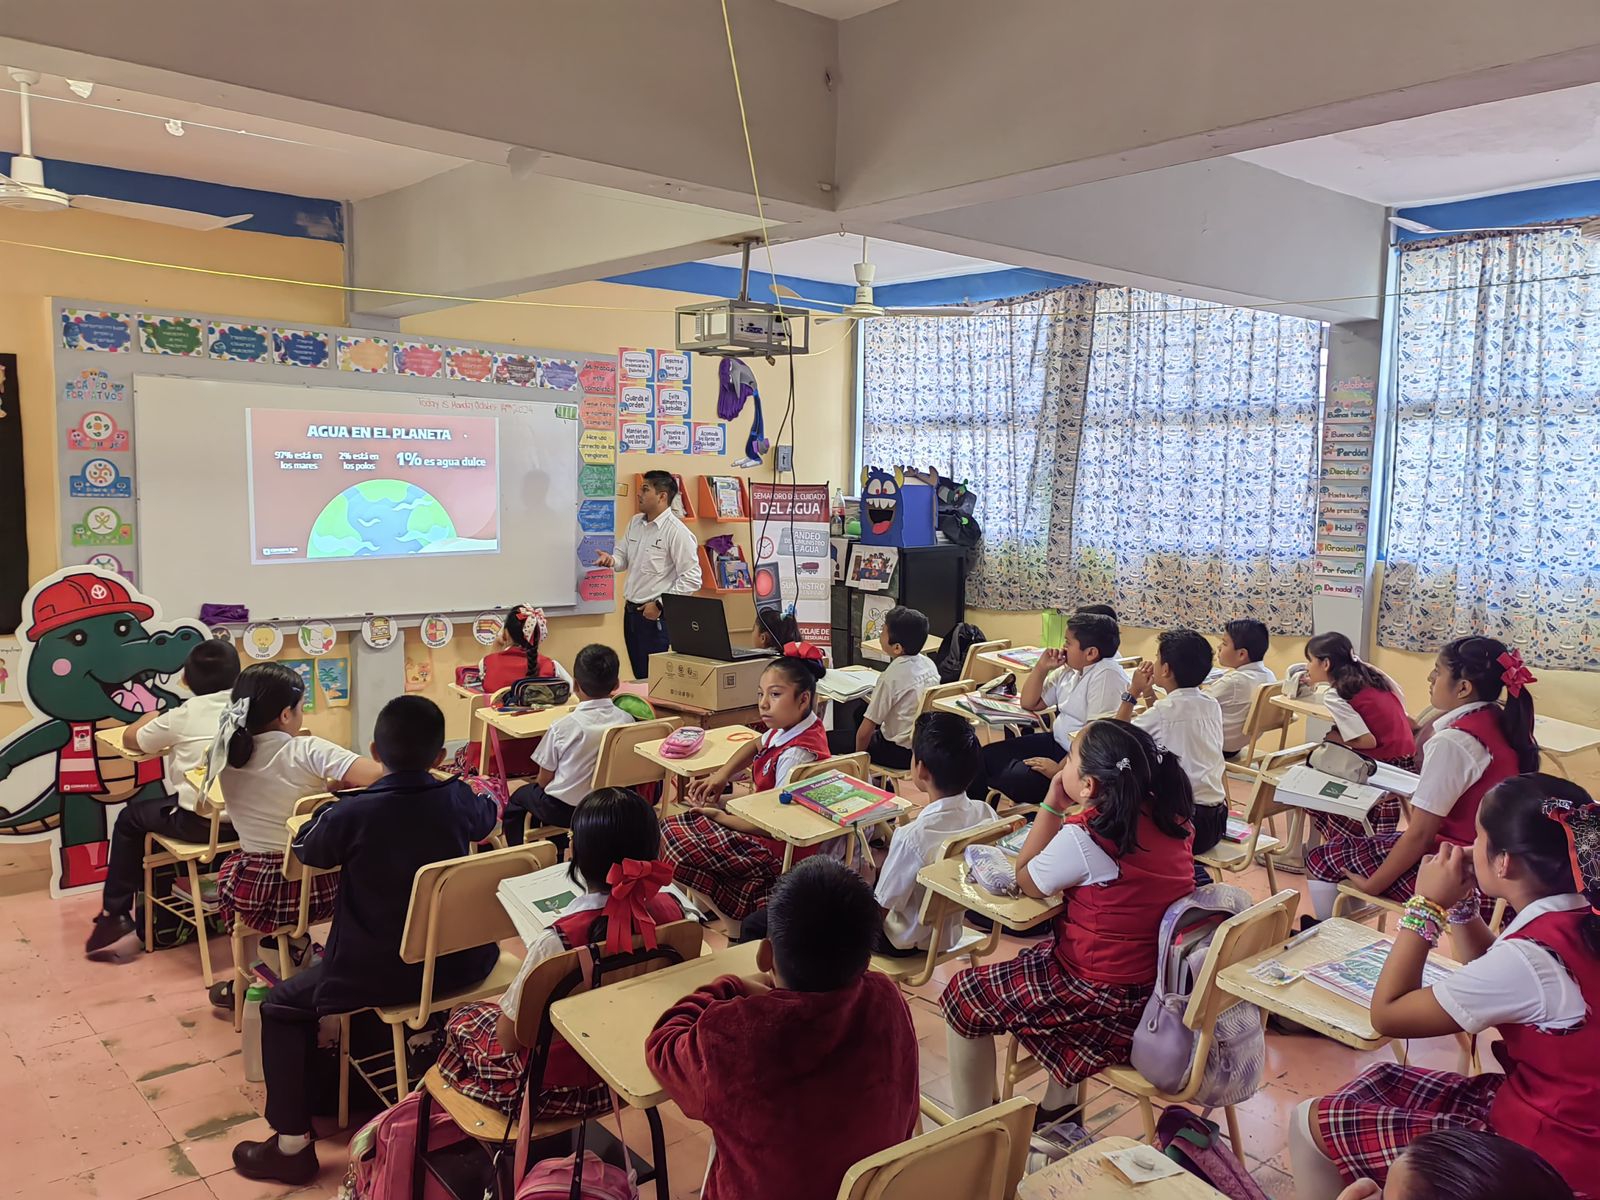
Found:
[515,1149,636,1200]
[344,1089,471,1200]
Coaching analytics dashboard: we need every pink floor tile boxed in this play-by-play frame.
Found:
[157,1089,261,1144]
[180,1119,274,1180]
[53,1144,202,1200]
[138,1061,241,1111]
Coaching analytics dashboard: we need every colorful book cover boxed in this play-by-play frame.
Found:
[1304,940,1452,1006]
[786,771,899,826]
[997,647,1045,668]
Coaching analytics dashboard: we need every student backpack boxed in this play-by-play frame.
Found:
[1130,883,1265,1107]
[1155,1107,1270,1200]
[506,677,572,709]
[933,622,986,683]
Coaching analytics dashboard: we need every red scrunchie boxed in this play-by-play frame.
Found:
[782,640,824,664]
[601,858,675,956]
[1498,649,1537,698]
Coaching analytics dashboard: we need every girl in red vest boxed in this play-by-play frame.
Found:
[1308,636,1540,921]
[437,786,684,1119]
[462,606,574,779]
[1304,631,1418,839]
[659,644,833,921]
[941,719,1195,1120]
[1292,774,1600,1196]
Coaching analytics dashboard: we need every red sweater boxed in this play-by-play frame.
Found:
[646,972,919,1200]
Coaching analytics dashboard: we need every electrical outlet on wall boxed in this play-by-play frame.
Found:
[776,444,793,472]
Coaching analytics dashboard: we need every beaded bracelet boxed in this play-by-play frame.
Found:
[1447,895,1481,925]
[1400,896,1444,945]
[1410,896,1450,924]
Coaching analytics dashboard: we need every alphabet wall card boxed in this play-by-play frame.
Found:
[539,358,580,391]
[337,335,391,374]
[65,412,128,453]
[494,353,540,388]
[62,369,125,406]
[61,309,132,353]
[273,328,331,368]
[67,458,131,499]
[70,506,133,547]
[394,341,445,378]
[138,314,206,357]
[446,347,495,384]
[619,348,655,381]
[208,322,271,363]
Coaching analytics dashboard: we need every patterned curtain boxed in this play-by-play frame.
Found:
[859,286,1095,609]
[1067,288,1324,633]
[1378,230,1600,670]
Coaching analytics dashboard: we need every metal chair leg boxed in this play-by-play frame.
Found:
[187,859,214,987]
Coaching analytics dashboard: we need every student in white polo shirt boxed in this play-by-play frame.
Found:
[1204,618,1278,759]
[1117,628,1228,875]
[504,644,634,851]
[830,605,941,770]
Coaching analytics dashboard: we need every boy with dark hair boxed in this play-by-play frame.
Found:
[505,643,633,849]
[232,695,498,1184]
[1118,628,1228,862]
[967,611,1130,807]
[831,604,939,770]
[1075,603,1118,620]
[1205,618,1277,759]
[875,713,992,956]
[647,856,919,1200]
[88,638,243,960]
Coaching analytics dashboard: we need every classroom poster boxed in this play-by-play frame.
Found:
[656,351,691,384]
[317,657,350,706]
[540,358,580,391]
[655,387,691,419]
[61,310,132,353]
[243,623,284,660]
[579,360,617,394]
[337,336,391,373]
[656,422,690,454]
[281,658,317,712]
[495,353,540,387]
[420,614,453,649]
[619,422,654,453]
[619,348,655,380]
[273,329,331,368]
[208,323,271,363]
[749,483,832,647]
[404,650,433,692]
[619,385,653,418]
[691,422,726,455]
[139,314,206,357]
[297,621,337,656]
[361,615,398,650]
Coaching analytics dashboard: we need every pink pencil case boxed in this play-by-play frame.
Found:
[659,727,707,759]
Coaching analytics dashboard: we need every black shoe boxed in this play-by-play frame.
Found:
[85,912,141,960]
[209,980,234,1010]
[232,1136,319,1185]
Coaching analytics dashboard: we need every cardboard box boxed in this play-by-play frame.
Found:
[646,652,769,712]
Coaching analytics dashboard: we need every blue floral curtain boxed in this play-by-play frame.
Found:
[1067,288,1324,633]
[860,287,1095,609]
[1378,230,1600,671]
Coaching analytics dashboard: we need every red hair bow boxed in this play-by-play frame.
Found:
[783,640,824,664]
[1497,649,1537,698]
[601,858,674,956]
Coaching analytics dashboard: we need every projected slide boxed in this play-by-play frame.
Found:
[247,408,500,564]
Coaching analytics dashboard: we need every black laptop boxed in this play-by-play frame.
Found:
[662,595,774,662]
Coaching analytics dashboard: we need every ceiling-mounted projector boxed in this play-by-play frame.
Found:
[675,240,811,358]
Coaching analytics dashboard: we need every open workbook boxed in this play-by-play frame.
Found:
[1275,761,1420,823]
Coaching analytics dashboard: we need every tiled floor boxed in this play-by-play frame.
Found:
[0,795,1470,1200]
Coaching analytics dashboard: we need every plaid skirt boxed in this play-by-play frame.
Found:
[436,1002,610,1121]
[661,811,784,921]
[1316,1063,1500,1182]
[1305,834,1499,921]
[217,850,340,935]
[1313,794,1403,842]
[941,938,1151,1086]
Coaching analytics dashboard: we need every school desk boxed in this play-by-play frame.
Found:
[817,664,881,703]
[478,699,580,784]
[633,726,761,805]
[96,726,161,763]
[725,783,911,870]
[1016,1136,1229,1200]
[648,695,764,730]
[858,633,944,663]
[914,855,1064,933]
[549,939,763,1109]
[931,694,1050,731]
[447,682,484,699]
[1215,916,1457,1056]
[1528,714,1600,778]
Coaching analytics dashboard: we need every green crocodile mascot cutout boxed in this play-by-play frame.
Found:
[0,567,205,895]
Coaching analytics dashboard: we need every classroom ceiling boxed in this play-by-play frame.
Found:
[776,0,900,17]
[1235,81,1600,206]
[700,233,1009,287]
[0,72,468,200]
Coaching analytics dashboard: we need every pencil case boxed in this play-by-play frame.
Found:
[659,726,707,759]
[964,844,1019,896]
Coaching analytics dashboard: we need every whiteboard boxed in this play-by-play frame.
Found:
[133,375,579,620]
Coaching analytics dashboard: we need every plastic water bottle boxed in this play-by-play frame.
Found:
[242,983,268,1082]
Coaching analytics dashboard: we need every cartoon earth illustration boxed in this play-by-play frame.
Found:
[0,571,203,891]
[307,478,456,558]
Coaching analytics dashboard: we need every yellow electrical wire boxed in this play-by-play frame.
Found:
[719,0,785,317]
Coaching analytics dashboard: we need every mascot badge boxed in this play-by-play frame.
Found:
[0,567,205,895]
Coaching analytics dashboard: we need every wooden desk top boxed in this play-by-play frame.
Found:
[916,856,1063,933]
[96,725,161,763]
[1270,691,1331,721]
[448,683,485,699]
[633,726,760,778]
[1216,917,1457,1051]
[1018,1137,1228,1199]
[478,700,580,738]
[859,634,943,663]
[549,940,762,1108]
[1532,714,1600,756]
[817,664,880,703]
[725,784,910,848]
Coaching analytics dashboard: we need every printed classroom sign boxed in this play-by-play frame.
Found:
[495,354,540,387]
[580,394,617,430]
[655,421,690,454]
[579,464,616,499]
[619,422,654,453]
[691,422,726,455]
[656,351,691,383]
[338,336,391,374]
[1315,581,1365,599]
[656,388,690,419]
[361,615,398,650]
[446,347,496,384]
[579,360,617,394]
[578,571,614,603]
[540,359,580,391]
[70,506,133,546]
[579,429,616,465]
[63,370,125,406]
[62,310,133,353]
[68,458,131,499]
[274,328,331,368]
[394,342,445,378]
[473,613,502,645]
[209,323,272,363]
[619,348,655,380]
[139,314,206,356]
[619,386,653,417]
[66,412,128,452]
[420,614,453,649]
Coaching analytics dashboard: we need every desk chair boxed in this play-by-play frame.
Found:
[1195,764,1286,891]
[339,841,558,1124]
[142,774,239,988]
[415,919,703,1197]
[959,639,1012,686]
[789,751,872,783]
[836,1097,1034,1200]
[1334,884,1507,935]
[870,680,978,791]
[590,716,680,799]
[1238,681,1299,765]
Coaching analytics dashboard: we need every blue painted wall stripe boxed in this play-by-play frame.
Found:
[1394,178,1600,243]
[606,260,1085,308]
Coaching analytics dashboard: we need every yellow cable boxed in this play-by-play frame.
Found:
[718,0,785,320]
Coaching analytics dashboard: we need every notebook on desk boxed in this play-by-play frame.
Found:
[1275,764,1391,821]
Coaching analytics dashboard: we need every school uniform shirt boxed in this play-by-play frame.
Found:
[875,792,995,950]
[1042,657,1132,749]
[292,772,499,1012]
[531,698,637,806]
[1410,701,1494,821]
[864,653,941,748]
[133,691,232,812]
[1431,893,1589,1034]
[1132,687,1227,809]
[1203,661,1278,753]
[646,971,919,1200]
[219,732,361,853]
[610,508,701,604]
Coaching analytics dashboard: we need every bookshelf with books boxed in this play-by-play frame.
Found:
[699,541,754,594]
[698,474,750,523]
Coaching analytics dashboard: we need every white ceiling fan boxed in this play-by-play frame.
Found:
[0,68,252,230]
[1390,215,1600,243]
[769,236,997,322]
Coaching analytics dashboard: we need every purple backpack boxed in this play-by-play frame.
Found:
[1156,1106,1269,1200]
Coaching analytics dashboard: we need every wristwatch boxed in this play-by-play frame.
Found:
[1121,691,1140,706]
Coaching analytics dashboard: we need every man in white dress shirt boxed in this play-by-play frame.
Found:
[596,471,703,679]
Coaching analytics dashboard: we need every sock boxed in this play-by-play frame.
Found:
[1308,879,1341,921]
[1288,1098,1347,1200]
[1041,1078,1080,1115]
[945,1026,998,1119]
[276,1133,310,1155]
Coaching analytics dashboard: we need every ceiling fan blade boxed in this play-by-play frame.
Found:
[769,282,846,308]
[69,195,253,230]
[884,306,979,318]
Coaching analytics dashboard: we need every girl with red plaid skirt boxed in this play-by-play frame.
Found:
[212,664,382,1003]
[1308,637,1541,921]
[438,787,685,1119]
[659,645,834,921]
[1292,775,1600,1198]
[1303,632,1417,840]
[941,719,1195,1119]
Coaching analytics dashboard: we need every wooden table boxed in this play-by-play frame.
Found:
[648,696,764,730]
[633,725,762,804]
[1216,917,1456,1051]
[726,784,910,870]
[550,940,762,1109]
[448,682,485,699]
[96,725,161,763]
[1017,1136,1227,1199]
[915,856,1063,933]
[1270,691,1332,723]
